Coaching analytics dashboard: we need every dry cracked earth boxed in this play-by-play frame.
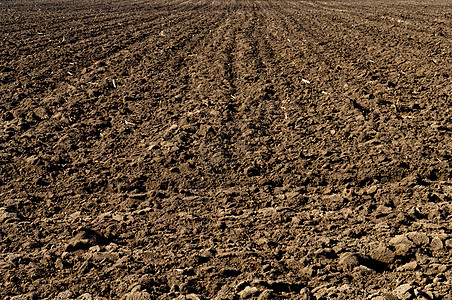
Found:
[0,0,452,299]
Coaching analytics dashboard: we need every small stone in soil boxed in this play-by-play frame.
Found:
[239,286,260,299]
[396,261,418,272]
[392,283,414,300]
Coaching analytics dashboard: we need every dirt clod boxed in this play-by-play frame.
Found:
[1,0,452,299]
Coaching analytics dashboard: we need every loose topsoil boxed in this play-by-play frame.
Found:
[0,0,451,299]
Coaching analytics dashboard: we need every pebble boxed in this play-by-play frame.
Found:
[392,283,414,300]
[396,261,418,272]
[239,286,260,299]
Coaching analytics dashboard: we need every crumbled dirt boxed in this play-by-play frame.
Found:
[1,0,451,299]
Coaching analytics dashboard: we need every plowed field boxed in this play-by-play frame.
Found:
[1,0,451,299]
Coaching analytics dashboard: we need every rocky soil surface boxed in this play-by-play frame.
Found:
[1,0,451,299]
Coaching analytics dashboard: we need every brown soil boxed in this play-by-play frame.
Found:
[1,0,451,299]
